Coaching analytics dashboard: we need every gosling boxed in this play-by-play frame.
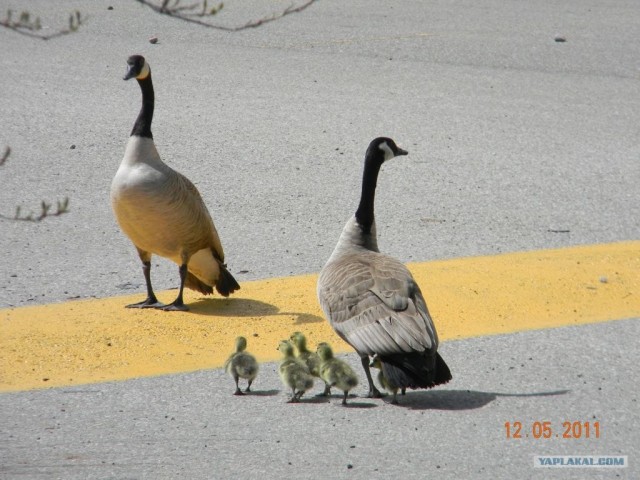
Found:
[290,331,329,396]
[370,355,400,404]
[317,342,359,405]
[224,336,259,395]
[278,340,314,403]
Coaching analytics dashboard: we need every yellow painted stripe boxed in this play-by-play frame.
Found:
[1,241,639,392]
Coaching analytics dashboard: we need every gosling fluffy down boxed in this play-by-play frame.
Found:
[317,343,359,405]
[370,355,400,404]
[224,336,259,395]
[289,331,321,377]
[291,331,329,395]
[277,340,314,403]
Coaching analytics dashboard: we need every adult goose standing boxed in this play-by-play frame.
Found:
[317,137,452,397]
[111,55,240,311]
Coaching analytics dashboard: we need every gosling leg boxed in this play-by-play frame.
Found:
[233,375,244,396]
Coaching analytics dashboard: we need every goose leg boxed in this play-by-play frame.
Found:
[341,390,348,406]
[127,259,166,308]
[360,354,383,398]
[162,263,189,311]
[245,380,253,393]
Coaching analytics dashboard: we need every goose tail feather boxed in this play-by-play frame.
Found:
[215,264,241,297]
[185,272,214,295]
[380,351,451,390]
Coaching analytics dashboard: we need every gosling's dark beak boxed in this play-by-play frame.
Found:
[123,64,137,81]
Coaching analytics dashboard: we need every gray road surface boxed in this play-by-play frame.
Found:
[1,320,638,479]
[0,0,639,308]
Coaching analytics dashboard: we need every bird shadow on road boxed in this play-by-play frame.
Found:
[187,298,325,324]
[395,389,570,411]
[189,297,279,316]
[244,389,281,397]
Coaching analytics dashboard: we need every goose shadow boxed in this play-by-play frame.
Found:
[242,389,281,397]
[393,389,570,411]
[340,401,378,409]
[187,297,325,324]
[307,393,378,409]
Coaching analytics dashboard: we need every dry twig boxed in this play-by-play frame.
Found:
[0,147,71,222]
[135,0,317,31]
[0,9,83,40]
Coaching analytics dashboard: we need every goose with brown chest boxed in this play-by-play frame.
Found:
[111,55,240,311]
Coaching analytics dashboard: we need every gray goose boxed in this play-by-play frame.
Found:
[111,55,239,311]
[317,137,451,397]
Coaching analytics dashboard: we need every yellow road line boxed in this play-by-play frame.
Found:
[1,241,639,392]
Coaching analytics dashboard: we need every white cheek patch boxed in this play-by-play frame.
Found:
[137,60,150,80]
[378,141,395,161]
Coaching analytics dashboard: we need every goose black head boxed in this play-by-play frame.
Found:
[124,55,150,81]
[365,137,408,165]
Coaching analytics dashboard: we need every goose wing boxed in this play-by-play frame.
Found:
[173,171,225,262]
[318,251,438,356]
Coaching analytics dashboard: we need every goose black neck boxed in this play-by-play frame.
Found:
[130,74,154,139]
[355,155,383,234]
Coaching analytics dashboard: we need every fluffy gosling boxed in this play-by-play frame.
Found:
[290,331,322,375]
[278,340,314,403]
[224,336,259,395]
[290,331,330,395]
[317,342,359,405]
[370,355,400,404]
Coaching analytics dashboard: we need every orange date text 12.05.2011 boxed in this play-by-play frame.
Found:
[504,421,601,439]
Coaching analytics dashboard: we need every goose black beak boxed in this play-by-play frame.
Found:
[396,148,408,156]
[123,66,137,81]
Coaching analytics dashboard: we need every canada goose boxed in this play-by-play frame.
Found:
[370,355,399,404]
[277,340,314,403]
[316,342,359,405]
[224,336,259,395]
[317,137,452,398]
[290,331,329,395]
[111,55,240,311]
